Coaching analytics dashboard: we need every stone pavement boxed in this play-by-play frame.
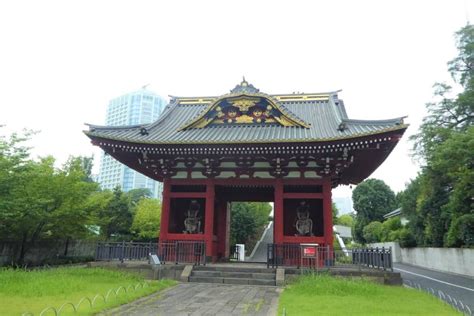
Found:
[104,283,281,316]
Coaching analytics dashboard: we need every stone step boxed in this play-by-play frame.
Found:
[189,276,224,284]
[193,266,275,274]
[189,276,276,286]
[191,270,275,280]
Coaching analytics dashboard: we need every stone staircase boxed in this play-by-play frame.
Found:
[188,266,277,286]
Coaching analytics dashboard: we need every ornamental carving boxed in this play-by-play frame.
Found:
[178,79,309,130]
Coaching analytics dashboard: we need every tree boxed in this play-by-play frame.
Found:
[337,214,354,227]
[380,217,402,242]
[95,187,133,240]
[127,188,152,207]
[131,198,161,240]
[0,130,101,263]
[362,221,383,243]
[332,202,339,224]
[446,214,474,247]
[402,24,474,247]
[352,179,396,243]
[230,202,271,249]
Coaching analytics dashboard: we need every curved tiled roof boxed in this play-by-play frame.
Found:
[85,91,407,145]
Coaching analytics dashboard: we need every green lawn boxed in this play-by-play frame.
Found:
[278,274,460,316]
[0,267,176,316]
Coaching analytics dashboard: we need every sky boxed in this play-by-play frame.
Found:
[0,0,471,199]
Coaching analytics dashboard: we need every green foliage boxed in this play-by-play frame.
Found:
[95,187,133,240]
[446,214,474,247]
[362,221,383,243]
[230,202,271,250]
[332,202,339,224]
[126,188,152,206]
[380,217,402,242]
[337,214,354,227]
[352,179,396,243]
[0,130,103,263]
[0,267,176,315]
[400,25,474,248]
[131,198,161,240]
[278,274,458,315]
[399,228,417,248]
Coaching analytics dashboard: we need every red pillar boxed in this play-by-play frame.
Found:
[204,179,215,259]
[159,178,171,242]
[215,199,228,260]
[274,179,284,245]
[323,177,333,248]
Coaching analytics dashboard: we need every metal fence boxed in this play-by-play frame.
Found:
[95,242,155,263]
[95,241,206,265]
[404,280,472,316]
[267,244,392,271]
[159,241,206,265]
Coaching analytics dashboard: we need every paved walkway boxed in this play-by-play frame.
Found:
[105,283,281,316]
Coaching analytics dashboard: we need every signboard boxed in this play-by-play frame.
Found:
[301,243,319,258]
[149,254,161,265]
[303,246,316,257]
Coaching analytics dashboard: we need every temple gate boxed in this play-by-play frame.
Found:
[85,79,407,263]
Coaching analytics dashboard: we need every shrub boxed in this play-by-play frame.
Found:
[338,214,354,227]
[362,221,383,243]
[41,256,95,266]
[446,214,474,247]
[381,217,402,241]
[399,228,417,247]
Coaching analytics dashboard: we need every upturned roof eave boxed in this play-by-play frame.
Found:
[84,124,408,146]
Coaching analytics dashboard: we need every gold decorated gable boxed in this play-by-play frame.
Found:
[179,80,310,130]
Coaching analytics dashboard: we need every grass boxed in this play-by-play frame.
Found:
[0,267,177,316]
[278,274,460,316]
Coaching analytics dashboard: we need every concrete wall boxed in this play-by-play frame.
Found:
[368,242,474,277]
[400,247,474,277]
[0,240,96,266]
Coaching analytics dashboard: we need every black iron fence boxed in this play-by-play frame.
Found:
[95,241,206,265]
[159,241,206,265]
[95,241,156,262]
[267,244,392,271]
[352,247,392,270]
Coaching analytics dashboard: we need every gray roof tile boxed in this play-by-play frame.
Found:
[85,94,407,145]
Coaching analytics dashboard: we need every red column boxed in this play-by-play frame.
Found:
[204,179,215,259]
[215,199,226,259]
[274,179,284,245]
[159,178,171,242]
[323,177,333,248]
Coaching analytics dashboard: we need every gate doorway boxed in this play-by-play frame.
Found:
[214,185,274,262]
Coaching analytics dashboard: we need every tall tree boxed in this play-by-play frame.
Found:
[230,202,271,247]
[0,133,100,263]
[352,179,396,243]
[96,187,133,240]
[402,24,474,247]
[131,198,161,240]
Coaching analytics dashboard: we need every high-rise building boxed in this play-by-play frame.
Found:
[97,87,167,198]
